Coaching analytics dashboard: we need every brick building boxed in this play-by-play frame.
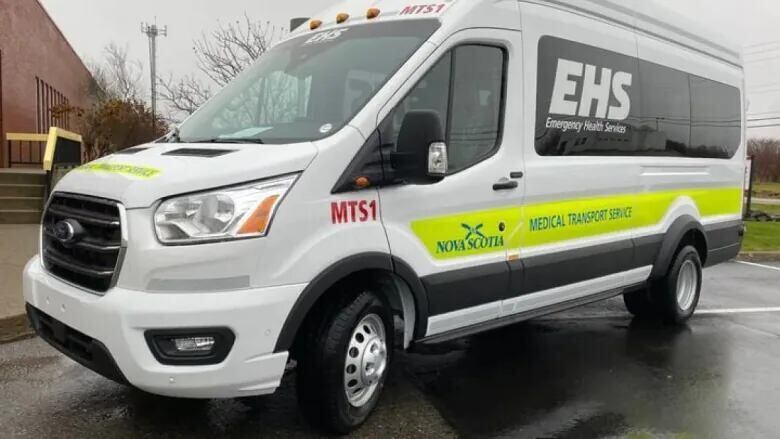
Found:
[0,0,93,168]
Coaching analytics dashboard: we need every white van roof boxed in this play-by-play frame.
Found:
[535,0,742,67]
[297,0,741,68]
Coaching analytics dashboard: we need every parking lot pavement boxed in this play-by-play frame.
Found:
[1,261,779,438]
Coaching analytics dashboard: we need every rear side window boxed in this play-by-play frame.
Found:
[535,36,741,159]
[386,45,506,173]
[690,77,742,158]
[638,62,690,155]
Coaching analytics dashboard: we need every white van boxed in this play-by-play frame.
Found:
[24,0,745,433]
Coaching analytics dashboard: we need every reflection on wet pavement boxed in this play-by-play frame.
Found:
[405,318,748,438]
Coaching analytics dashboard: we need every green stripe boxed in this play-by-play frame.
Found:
[411,187,742,260]
[76,163,161,180]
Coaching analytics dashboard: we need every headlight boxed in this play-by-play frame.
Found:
[154,174,297,244]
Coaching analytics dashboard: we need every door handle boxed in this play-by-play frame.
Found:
[493,178,519,191]
[510,171,524,179]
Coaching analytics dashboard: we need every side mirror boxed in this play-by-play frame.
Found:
[391,110,448,183]
[427,142,448,176]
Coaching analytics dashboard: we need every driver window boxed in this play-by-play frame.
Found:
[385,44,506,173]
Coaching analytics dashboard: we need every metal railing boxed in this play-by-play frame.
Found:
[4,128,84,197]
[5,133,48,167]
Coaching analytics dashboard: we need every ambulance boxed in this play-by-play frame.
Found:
[24,0,745,433]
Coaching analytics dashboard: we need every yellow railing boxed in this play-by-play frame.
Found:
[5,127,83,170]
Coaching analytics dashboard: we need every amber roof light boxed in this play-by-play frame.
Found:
[367,8,381,19]
[310,19,323,30]
[336,13,350,24]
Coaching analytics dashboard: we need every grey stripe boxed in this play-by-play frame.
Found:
[147,276,251,292]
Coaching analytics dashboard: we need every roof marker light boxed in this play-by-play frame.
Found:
[367,8,381,19]
[310,19,323,30]
[336,13,350,24]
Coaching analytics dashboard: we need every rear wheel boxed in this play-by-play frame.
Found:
[296,290,392,434]
[623,286,658,318]
[655,245,702,324]
[624,245,702,324]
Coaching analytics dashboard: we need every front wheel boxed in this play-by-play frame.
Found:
[296,290,392,434]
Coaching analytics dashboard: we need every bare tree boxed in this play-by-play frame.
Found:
[195,15,281,87]
[748,138,780,182]
[160,14,284,121]
[90,43,145,102]
[159,74,213,117]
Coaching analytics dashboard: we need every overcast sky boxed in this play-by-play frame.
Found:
[40,0,780,137]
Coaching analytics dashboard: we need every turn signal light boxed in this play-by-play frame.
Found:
[310,19,323,30]
[367,8,381,19]
[355,176,371,188]
[238,195,280,235]
[336,13,350,24]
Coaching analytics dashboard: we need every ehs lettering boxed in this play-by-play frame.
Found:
[549,58,632,121]
[400,4,447,15]
[331,200,378,224]
[304,29,349,45]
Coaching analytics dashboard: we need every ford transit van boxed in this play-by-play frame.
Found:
[24,0,746,433]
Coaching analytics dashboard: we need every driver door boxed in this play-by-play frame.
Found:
[378,29,525,337]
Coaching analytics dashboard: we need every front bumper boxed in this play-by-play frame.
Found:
[23,256,305,399]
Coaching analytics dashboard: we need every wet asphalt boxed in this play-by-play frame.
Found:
[1,260,779,439]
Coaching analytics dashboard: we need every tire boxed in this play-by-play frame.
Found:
[652,245,702,324]
[296,289,393,434]
[624,245,703,324]
[622,286,659,319]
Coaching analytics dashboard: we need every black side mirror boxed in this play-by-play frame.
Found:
[391,110,448,184]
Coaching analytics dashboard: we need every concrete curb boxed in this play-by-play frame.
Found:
[0,314,34,345]
[738,252,780,263]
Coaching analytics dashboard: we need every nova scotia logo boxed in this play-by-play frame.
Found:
[435,223,504,255]
[462,223,486,240]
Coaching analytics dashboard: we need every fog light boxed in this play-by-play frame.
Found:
[173,336,216,353]
[145,328,235,366]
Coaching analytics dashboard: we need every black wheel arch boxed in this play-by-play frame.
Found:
[650,215,708,280]
[274,252,429,353]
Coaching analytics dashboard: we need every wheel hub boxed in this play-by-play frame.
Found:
[344,314,387,407]
[676,259,698,311]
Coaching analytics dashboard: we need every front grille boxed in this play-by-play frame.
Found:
[42,193,124,293]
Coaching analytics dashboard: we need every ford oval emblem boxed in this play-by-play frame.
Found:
[53,219,83,245]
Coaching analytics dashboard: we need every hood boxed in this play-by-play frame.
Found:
[54,142,318,208]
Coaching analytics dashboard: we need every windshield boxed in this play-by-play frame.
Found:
[176,20,440,145]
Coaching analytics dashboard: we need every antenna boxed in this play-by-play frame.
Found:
[141,21,168,129]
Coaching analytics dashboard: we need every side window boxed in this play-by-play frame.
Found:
[386,53,452,147]
[638,61,690,155]
[690,76,741,159]
[535,36,742,160]
[386,45,506,173]
[448,46,505,171]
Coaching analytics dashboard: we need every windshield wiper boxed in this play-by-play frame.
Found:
[186,137,265,144]
[159,126,181,143]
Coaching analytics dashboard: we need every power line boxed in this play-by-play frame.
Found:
[141,21,168,129]
[747,85,780,93]
[748,116,780,123]
[744,40,780,50]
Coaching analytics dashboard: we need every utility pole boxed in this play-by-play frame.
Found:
[141,21,167,130]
